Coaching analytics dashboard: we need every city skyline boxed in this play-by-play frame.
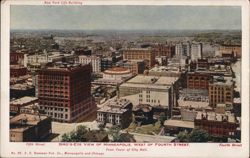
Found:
[11,5,241,30]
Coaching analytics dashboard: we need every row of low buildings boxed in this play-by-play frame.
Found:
[164,107,240,139]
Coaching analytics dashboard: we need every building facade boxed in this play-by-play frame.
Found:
[97,98,133,128]
[10,65,27,77]
[78,55,101,73]
[195,112,239,138]
[101,57,114,72]
[191,43,202,61]
[38,63,96,123]
[123,48,155,68]
[153,44,175,58]
[209,76,234,108]
[187,72,210,89]
[10,113,52,142]
[219,45,241,58]
[175,42,191,58]
[10,52,24,65]
[10,96,38,115]
[119,75,179,117]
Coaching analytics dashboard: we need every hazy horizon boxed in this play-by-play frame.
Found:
[11,6,241,30]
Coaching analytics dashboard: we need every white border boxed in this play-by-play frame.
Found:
[1,0,249,157]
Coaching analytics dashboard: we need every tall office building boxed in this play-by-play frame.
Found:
[153,44,175,58]
[38,63,96,123]
[175,42,191,58]
[78,55,101,73]
[191,43,203,61]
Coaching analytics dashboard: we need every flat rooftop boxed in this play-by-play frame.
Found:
[97,106,128,114]
[127,75,178,85]
[178,98,210,109]
[196,111,236,123]
[104,98,131,109]
[149,66,180,73]
[124,48,152,51]
[164,119,194,129]
[10,113,49,126]
[10,96,38,106]
[211,76,234,86]
[10,83,34,90]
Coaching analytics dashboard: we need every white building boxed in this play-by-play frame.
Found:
[175,43,183,57]
[119,75,180,112]
[78,55,101,73]
[24,50,74,67]
[175,42,191,58]
[191,43,202,61]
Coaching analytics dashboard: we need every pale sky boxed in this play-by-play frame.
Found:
[11,5,241,30]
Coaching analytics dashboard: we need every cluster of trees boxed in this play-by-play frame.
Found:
[61,125,88,142]
[177,128,211,142]
[61,125,135,142]
[108,125,135,142]
[177,128,228,142]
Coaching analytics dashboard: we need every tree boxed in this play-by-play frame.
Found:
[159,112,167,126]
[108,125,120,142]
[177,128,211,142]
[98,123,105,131]
[177,131,190,142]
[61,125,87,142]
[116,133,136,142]
[189,128,210,142]
[61,133,71,142]
[107,125,136,142]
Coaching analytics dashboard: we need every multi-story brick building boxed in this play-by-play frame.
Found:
[10,52,24,65]
[10,65,27,77]
[38,63,96,123]
[78,55,101,73]
[123,48,155,68]
[219,45,241,58]
[126,60,146,75]
[153,44,175,58]
[208,76,234,108]
[187,72,211,89]
[195,112,239,138]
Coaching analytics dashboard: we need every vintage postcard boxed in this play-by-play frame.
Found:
[1,0,249,157]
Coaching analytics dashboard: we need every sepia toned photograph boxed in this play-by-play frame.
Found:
[9,5,243,143]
